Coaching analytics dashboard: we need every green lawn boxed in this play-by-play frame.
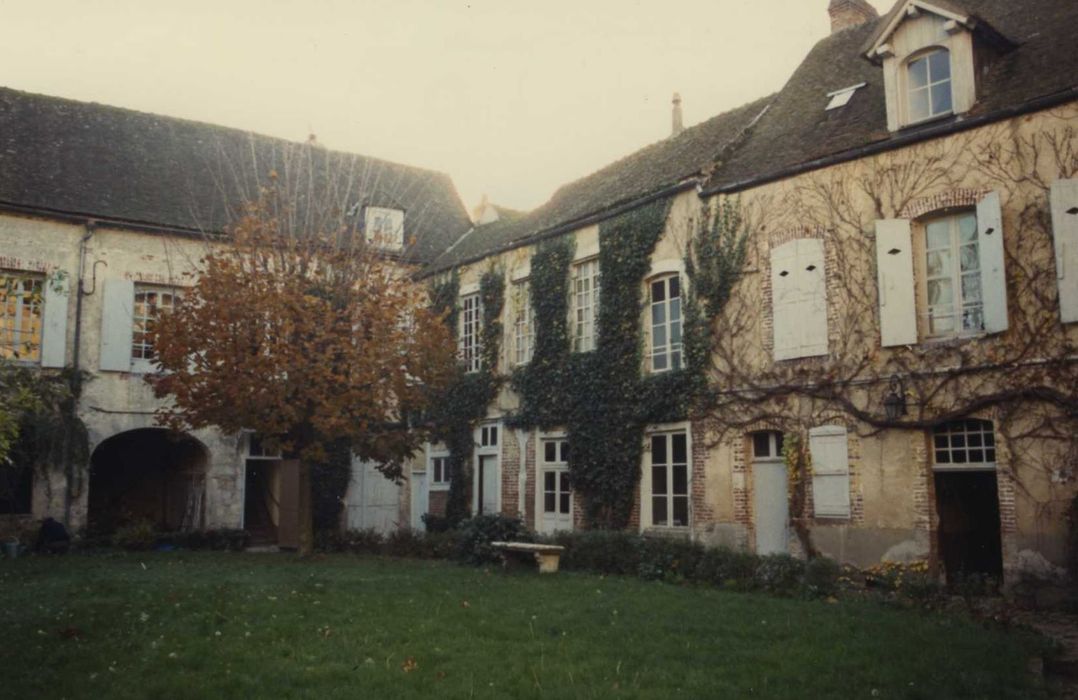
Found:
[0,552,1049,699]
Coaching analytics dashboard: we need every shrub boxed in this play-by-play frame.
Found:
[456,514,533,565]
[421,513,453,534]
[637,537,705,583]
[753,554,806,596]
[693,547,758,589]
[316,528,385,555]
[112,520,158,551]
[802,556,841,598]
[555,530,643,575]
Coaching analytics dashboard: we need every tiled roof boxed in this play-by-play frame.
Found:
[0,87,473,262]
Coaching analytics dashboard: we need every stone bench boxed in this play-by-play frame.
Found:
[491,541,566,574]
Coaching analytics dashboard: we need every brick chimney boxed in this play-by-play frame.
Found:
[671,92,684,138]
[828,0,879,34]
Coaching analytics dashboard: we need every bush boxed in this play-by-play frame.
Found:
[456,514,533,565]
[555,530,643,575]
[112,521,158,551]
[693,547,759,589]
[802,556,841,598]
[421,513,453,534]
[753,554,806,596]
[315,528,384,554]
[638,537,705,582]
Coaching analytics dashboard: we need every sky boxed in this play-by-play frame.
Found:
[0,0,894,214]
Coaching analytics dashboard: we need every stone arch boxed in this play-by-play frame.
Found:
[87,428,209,535]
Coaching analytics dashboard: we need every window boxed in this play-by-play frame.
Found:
[649,431,689,528]
[132,287,179,363]
[907,49,952,123]
[924,211,982,337]
[431,454,451,488]
[479,423,498,448]
[247,433,282,459]
[933,420,996,467]
[0,273,44,362]
[649,275,682,372]
[364,206,404,249]
[752,431,784,460]
[825,83,865,111]
[541,438,571,520]
[572,259,600,352]
[512,281,534,365]
[459,293,482,373]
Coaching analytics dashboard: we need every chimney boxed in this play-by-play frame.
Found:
[671,92,684,138]
[828,0,879,34]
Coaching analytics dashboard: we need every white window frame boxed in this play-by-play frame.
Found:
[0,272,45,363]
[472,421,501,516]
[458,292,482,373]
[648,273,683,373]
[572,258,600,353]
[428,446,451,491]
[131,286,180,374]
[364,206,404,250]
[512,280,534,366]
[642,425,691,530]
[246,432,282,460]
[932,420,997,472]
[536,434,573,533]
[922,210,983,338]
[905,47,953,125]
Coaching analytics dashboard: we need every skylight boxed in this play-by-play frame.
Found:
[826,83,866,111]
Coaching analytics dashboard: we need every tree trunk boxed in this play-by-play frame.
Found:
[297,458,314,557]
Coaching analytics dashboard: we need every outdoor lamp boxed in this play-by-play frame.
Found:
[883,374,908,421]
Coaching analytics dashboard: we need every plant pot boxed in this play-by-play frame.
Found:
[3,541,19,559]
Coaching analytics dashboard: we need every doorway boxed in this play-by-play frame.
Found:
[935,471,1003,584]
[472,423,500,515]
[243,460,280,546]
[537,436,572,534]
[751,431,788,555]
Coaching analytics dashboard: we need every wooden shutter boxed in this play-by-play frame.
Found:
[40,271,70,368]
[977,192,1009,334]
[809,425,850,518]
[1050,179,1078,324]
[770,241,800,360]
[875,220,917,346]
[99,278,134,372]
[798,239,828,357]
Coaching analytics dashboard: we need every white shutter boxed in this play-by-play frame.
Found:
[875,220,918,346]
[1050,179,1078,323]
[977,192,1009,334]
[99,278,134,372]
[770,241,799,360]
[809,425,850,519]
[40,271,70,368]
[798,238,828,357]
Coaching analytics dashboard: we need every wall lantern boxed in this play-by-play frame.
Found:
[883,374,908,421]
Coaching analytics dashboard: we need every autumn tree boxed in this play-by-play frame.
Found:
[150,184,454,555]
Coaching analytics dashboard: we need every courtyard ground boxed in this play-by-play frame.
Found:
[0,552,1052,698]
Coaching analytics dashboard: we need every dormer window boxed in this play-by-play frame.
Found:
[364,206,404,250]
[906,48,952,123]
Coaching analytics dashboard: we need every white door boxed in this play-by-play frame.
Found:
[752,432,789,555]
[346,460,401,534]
[410,471,428,530]
[477,455,499,514]
[537,436,573,534]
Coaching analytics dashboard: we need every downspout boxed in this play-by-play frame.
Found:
[64,221,94,525]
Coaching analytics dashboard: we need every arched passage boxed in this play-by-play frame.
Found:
[88,428,208,535]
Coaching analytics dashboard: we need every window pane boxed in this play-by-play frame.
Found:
[753,433,772,458]
[959,244,979,273]
[928,50,950,81]
[775,433,784,454]
[931,81,952,115]
[652,323,666,348]
[671,349,682,371]
[651,303,665,327]
[909,56,929,88]
[490,427,498,445]
[959,214,977,242]
[545,492,556,513]
[652,497,667,526]
[651,280,665,303]
[560,492,570,514]
[651,435,667,465]
[545,471,556,491]
[652,466,667,495]
[672,434,687,465]
[669,276,680,299]
[545,442,556,463]
[961,306,984,332]
[909,87,929,122]
[961,274,982,303]
[672,465,688,495]
[560,442,570,463]
[652,353,667,371]
[672,496,688,527]
[670,298,681,323]
[926,221,950,249]
[927,279,953,305]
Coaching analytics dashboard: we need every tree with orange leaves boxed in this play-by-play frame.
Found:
[149,185,454,555]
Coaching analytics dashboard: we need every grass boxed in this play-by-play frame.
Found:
[0,552,1050,699]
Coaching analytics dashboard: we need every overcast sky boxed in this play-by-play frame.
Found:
[0,0,893,214]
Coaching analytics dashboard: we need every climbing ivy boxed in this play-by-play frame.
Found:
[426,268,505,523]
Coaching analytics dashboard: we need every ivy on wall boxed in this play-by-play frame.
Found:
[426,268,504,523]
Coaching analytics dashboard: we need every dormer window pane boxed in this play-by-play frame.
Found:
[907,49,952,123]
